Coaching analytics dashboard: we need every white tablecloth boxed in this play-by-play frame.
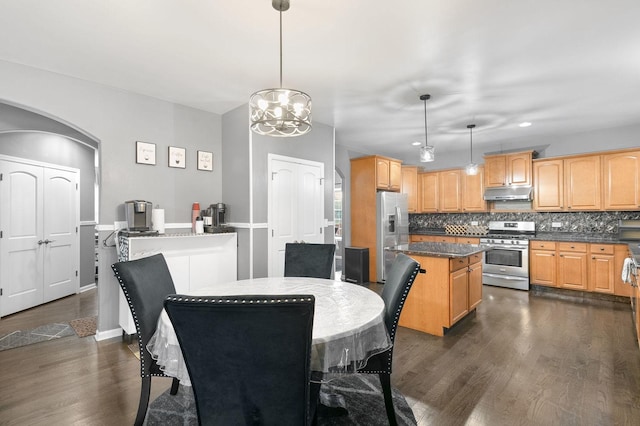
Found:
[147,277,392,386]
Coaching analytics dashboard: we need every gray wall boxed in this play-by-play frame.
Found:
[0,60,223,334]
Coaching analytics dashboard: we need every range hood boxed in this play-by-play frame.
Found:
[483,186,533,201]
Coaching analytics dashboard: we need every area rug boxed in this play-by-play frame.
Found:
[145,374,417,425]
[0,322,75,351]
[69,316,97,338]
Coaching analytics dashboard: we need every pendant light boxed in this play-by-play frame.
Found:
[418,94,434,162]
[465,124,478,175]
[249,0,312,137]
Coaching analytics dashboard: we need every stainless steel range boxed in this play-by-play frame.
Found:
[480,221,535,291]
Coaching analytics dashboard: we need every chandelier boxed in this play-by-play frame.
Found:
[465,124,478,175]
[418,94,434,162]
[250,0,312,137]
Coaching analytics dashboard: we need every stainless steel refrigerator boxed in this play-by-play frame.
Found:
[376,192,409,283]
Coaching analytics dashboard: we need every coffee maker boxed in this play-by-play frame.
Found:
[125,200,153,231]
[203,203,229,233]
[214,202,226,226]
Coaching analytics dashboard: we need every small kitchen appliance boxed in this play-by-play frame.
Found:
[480,221,536,290]
[125,200,153,231]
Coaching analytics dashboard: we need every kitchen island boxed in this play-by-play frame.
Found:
[388,242,487,336]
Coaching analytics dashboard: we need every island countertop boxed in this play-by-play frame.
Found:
[386,242,487,258]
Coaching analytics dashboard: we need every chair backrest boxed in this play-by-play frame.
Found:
[284,243,336,279]
[111,253,176,376]
[380,253,420,343]
[164,294,315,426]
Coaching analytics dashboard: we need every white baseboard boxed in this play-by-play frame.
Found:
[95,328,123,341]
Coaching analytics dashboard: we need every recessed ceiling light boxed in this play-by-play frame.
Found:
[411,141,422,146]
[519,122,532,128]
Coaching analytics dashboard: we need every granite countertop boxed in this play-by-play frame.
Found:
[410,229,625,244]
[386,242,487,258]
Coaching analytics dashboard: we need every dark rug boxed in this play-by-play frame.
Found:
[145,374,417,425]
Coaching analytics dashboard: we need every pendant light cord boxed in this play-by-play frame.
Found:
[469,126,473,162]
[423,98,428,148]
[279,7,283,88]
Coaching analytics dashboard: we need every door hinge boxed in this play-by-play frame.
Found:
[272,229,274,237]
[76,226,78,233]
[0,288,2,296]
[76,270,78,277]
[0,173,3,181]
[76,183,78,190]
[0,230,3,238]
[320,227,323,234]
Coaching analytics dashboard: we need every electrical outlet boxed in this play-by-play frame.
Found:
[114,221,128,230]
[551,222,562,228]
[470,221,479,226]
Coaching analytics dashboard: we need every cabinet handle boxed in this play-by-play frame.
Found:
[540,244,544,247]
[560,254,564,257]
[570,246,575,249]
[600,248,605,251]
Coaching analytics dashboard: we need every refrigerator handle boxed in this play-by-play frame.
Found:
[395,206,402,229]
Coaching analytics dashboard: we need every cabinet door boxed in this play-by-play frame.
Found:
[558,251,588,290]
[603,150,640,210]
[507,152,532,186]
[439,170,461,212]
[375,158,390,189]
[389,160,402,192]
[484,155,506,187]
[564,155,601,210]
[401,166,418,212]
[461,166,486,212]
[533,159,564,211]
[589,254,615,294]
[530,249,556,286]
[468,261,482,311]
[419,172,439,212]
[450,267,469,325]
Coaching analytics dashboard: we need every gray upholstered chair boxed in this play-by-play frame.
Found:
[111,253,180,426]
[164,294,315,425]
[284,243,336,279]
[357,253,420,426]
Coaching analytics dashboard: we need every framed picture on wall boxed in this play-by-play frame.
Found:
[136,141,156,165]
[168,146,186,168]
[197,150,213,171]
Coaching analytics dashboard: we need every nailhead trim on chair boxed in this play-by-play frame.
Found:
[113,269,165,379]
[166,295,315,304]
[364,261,421,374]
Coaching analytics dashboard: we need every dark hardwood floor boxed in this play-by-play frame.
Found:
[1,285,639,425]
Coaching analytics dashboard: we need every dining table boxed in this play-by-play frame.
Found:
[147,276,392,386]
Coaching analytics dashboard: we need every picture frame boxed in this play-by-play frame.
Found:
[168,146,186,169]
[136,141,156,165]
[197,150,213,171]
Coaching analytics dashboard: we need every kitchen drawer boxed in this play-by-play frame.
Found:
[456,237,480,244]
[450,256,469,271]
[469,253,482,264]
[558,242,587,252]
[589,243,614,255]
[531,241,556,250]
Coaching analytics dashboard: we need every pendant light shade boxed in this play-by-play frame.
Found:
[418,94,434,162]
[465,124,478,175]
[250,0,312,137]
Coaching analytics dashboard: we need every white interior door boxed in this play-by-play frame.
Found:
[268,155,324,277]
[0,161,44,316]
[42,167,79,303]
[0,158,79,316]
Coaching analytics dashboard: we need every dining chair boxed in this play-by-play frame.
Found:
[111,253,180,426]
[284,242,336,279]
[164,294,315,426]
[357,253,420,426]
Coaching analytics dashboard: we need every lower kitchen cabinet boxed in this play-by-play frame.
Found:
[530,241,557,286]
[557,242,588,291]
[589,244,615,294]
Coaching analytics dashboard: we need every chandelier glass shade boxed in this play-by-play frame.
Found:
[418,94,434,162]
[465,124,478,175]
[250,0,312,137]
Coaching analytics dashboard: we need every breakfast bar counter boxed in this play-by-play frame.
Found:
[387,242,487,336]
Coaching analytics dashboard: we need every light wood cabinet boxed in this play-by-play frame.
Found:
[533,159,564,211]
[439,169,462,212]
[461,166,487,212]
[602,150,640,210]
[456,237,480,244]
[401,166,418,212]
[614,245,632,297]
[418,172,438,212]
[400,253,482,336]
[374,156,402,191]
[589,244,615,294]
[410,234,457,243]
[484,151,533,187]
[564,155,601,210]
[530,241,557,287]
[557,242,588,291]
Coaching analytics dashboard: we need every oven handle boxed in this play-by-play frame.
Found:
[482,272,529,281]
[481,245,529,251]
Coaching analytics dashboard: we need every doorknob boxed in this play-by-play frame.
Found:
[44,239,55,244]
[37,240,45,245]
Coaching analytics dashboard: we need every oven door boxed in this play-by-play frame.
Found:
[482,245,529,278]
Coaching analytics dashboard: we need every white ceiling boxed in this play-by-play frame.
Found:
[1,0,639,165]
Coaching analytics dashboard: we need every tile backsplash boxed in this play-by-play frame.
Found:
[409,211,640,234]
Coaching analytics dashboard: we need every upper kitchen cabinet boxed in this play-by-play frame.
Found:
[418,171,439,213]
[484,151,534,187]
[401,166,418,212]
[373,155,402,191]
[603,150,640,210]
[533,159,564,211]
[439,169,462,212]
[564,155,601,211]
[461,166,487,212]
